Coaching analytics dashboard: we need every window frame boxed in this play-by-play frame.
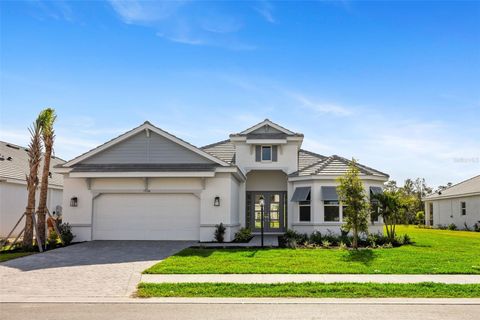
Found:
[261,145,272,162]
[298,193,311,222]
[461,201,466,216]
[324,200,341,222]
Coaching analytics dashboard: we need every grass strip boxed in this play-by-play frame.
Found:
[137,282,480,298]
[0,252,33,263]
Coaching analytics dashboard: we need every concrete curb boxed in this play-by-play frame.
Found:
[1,296,480,305]
[140,274,480,284]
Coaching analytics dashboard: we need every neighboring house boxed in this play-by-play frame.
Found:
[57,119,389,242]
[0,141,64,237]
[423,175,480,229]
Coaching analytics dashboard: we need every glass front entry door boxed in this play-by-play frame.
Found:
[248,191,286,232]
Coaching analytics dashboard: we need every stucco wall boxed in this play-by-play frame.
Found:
[289,178,385,235]
[0,182,63,237]
[425,195,480,229]
[246,170,288,191]
[62,173,241,242]
[234,142,299,174]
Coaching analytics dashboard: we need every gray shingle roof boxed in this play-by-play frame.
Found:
[201,139,236,164]
[298,149,327,171]
[290,155,389,178]
[424,175,480,200]
[0,141,65,188]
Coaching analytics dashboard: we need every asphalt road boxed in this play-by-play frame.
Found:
[1,303,479,320]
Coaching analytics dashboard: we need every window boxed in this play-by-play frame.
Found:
[324,200,340,222]
[461,202,466,215]
[299,193,311,222]
[261,145,272,161]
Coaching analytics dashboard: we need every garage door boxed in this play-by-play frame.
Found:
[93,193,200,240]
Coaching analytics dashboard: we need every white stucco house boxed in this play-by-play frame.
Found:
[0,141,64,237]
[423,175,480,229]
[57,119,389,242]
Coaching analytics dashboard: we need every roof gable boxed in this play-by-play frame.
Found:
[63,122,229,167]
[425,175,480,200]
[236,119,298,136]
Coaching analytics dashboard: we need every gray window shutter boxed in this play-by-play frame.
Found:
[272,145,278,162]
[255,145,261,162]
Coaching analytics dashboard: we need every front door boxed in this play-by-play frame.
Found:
[247,191,286,232]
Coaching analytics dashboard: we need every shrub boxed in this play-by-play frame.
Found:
[474,222,480,232]
[416,211,425,225]
[58,223,75,245]
[464,223,471,231]
[47,231,59,249]
[234,228,252,243]
[279,229,307,248]
[448,223,457,231]
[339,241,348,250]
[309,231,322,246]
[397,234,412,245]
[214,223,226,243]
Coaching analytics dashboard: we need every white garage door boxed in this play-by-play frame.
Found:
[93,193,200,240]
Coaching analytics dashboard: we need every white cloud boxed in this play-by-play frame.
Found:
[287,92,353,116]
[108,0,184,24]
[254,1,275,23]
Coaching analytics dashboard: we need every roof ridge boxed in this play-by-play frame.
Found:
[299,148,327,159]
[201,139,232,149]
[314,156,335,175]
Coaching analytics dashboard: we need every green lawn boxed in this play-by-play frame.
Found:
[137,282,480,298]
[0,252,33,263]
[145,226,480,274]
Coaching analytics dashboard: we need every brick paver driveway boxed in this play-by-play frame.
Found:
[0,241,193,300]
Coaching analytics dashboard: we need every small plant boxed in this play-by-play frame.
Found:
[309,231,322,246]
[214,223,226,243]
[339,241,348,250]
[464,223,471,231]
[398,234,412,245]
[416,211,425,225]
[321,240,331,248]
[234,228,252,243]
[58,223,75,245]
[448,223,457,231]
[47,230,59,249]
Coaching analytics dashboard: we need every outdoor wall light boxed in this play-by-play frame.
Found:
[214,196,220,207]
[70,197,78,207]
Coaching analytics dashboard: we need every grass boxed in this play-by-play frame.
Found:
[0,252,33,262]
[137,282,480,298]
[145,226,480,274]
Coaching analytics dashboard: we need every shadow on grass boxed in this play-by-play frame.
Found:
[342,249,377,266]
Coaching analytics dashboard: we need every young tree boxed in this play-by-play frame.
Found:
[22,116,44,248]
[371,189,406,241]
[337,159,370,249]
[37,108,57,245]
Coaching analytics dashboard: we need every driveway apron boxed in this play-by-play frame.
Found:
[0,241,193,300]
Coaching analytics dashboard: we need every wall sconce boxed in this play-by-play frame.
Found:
[214,196,220,207]
[70,197,78,207]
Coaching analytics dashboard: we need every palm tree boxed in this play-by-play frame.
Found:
[22,116,44,248]
[37,108,56,246]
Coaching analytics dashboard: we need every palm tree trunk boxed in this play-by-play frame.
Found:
[37,139,53,245]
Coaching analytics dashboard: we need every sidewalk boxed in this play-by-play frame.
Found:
[141,274,480,284]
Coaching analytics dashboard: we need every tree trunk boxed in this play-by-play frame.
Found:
[23,168,39,248]
[352,227,358,249]
[37,139,53,245]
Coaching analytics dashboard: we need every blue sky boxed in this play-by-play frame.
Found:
[1,0,479,187]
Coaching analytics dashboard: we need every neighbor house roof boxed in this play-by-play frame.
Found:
[423,175,480,200]
[289,155,389,179]
[0,141,65,188]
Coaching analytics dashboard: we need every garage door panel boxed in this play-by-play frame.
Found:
[93,193,199,240]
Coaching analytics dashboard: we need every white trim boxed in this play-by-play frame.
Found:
[239,119,295,135]
[289,175,388,182]
[69,171,216,178]
[246,139,287,145]
[423,192,480,201]
[63,123,229,167]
